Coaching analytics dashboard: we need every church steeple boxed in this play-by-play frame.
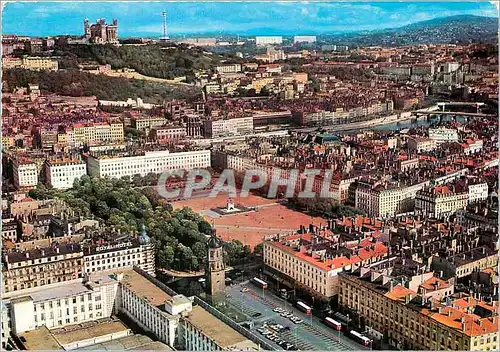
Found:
[206,229,225,298]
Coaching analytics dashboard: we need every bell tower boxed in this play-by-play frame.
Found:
[206,230,225,298]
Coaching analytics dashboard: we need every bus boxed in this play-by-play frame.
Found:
[296,301,312,315]
[323,317,342,331]
[349,330,370,346]
[251,277,268,289]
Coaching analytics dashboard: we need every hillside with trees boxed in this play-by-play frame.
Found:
[53,43,221,80]
[3,68,202,103]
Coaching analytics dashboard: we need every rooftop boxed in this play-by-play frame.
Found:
[5,242,82,264]
[183,305,251,348]
[19,326,62,350]
[51,320,130,346]
[74,334,173,351]
[120,269,172,308]
[4,272,116,301]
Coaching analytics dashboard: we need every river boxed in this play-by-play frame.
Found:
[371,115,469,132]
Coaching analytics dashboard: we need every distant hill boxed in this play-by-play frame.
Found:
[328,15,498,47]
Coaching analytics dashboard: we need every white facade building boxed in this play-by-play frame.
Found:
[356,180,430,218]
[5,272,119,336]
[216,64,242,74]
[203,117,254,138]
[255,36,283,46]
[467,182,489,204]
[428,127,459,143]
[116,271,181,347]
[462,139,483,155]
[415,186,469,218]
[407,136,437,152]
[1,301,10,349]
[45,159,87,189]
[83,238,155,276]
[180,304,259,351]
[293,36,316,43]
[87,150,211,179]
[72,122,124,147]
[12,159,38,189]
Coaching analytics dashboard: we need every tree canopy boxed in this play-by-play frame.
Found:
[3,68,202,104]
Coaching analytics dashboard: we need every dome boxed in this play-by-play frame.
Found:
[207,231,223,249]
[138,223,151,245]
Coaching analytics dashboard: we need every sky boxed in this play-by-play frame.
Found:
[2,1,498,37]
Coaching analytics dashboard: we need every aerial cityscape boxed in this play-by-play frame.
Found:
[1,1,499,351]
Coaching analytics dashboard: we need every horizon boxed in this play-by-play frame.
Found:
[2,1,498,38]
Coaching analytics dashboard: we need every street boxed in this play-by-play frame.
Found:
[225,281,368,351]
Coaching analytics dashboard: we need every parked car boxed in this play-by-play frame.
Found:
[252,312,262,317]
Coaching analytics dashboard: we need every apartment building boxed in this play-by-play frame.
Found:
[293,36,316,43]
[1,219,18,242]
[429,127,459,144]
[462,139,484,155]
[330,176,361,203]
[299,110,336,125]
[255,36,283,46]
[83,236,155,277]
[203,117,254,138]
[87,150,211,179]
[12,158,39,189]
[216,64,242,74]
[2,243,84,294]
[408,136,437,153]
[45,158,87,190]
[72,122,124,147]
[263,226,388,299]
[131,116,166,131]
[431,247,499,279]
[338,272,498,351]
[415,185,469,219]
[150,126,187,142]
[468,182,489,203]
[5,272,118,336]
[2,56,58,71]
[355,179,429,218]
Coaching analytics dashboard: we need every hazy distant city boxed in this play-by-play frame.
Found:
[1,2,499,352]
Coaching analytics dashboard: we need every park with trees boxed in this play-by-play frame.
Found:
[28,175,252,273]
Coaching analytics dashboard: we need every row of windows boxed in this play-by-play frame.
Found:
[34,294,101,311]
[34,310,103,325]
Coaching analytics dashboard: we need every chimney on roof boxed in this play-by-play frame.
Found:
[25,252,30,259]
[56,247,60,254]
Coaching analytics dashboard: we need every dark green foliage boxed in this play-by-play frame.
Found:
[3,68,201,103]
[53,43,220,79]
